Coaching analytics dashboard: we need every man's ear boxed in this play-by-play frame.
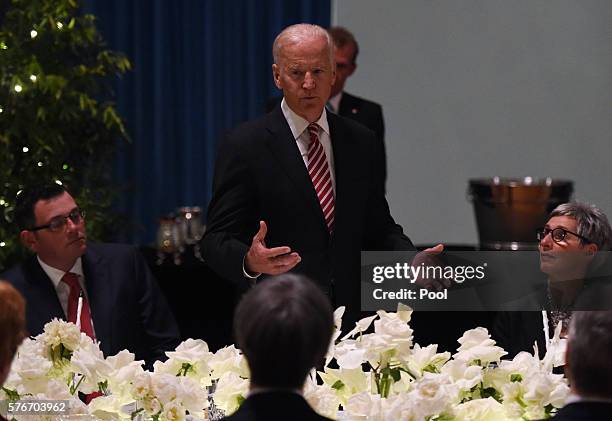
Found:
[20,230,37,252]
[272,63,282,89]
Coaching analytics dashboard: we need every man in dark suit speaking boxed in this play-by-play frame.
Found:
[202,24,423,328]
[2,183,180,367]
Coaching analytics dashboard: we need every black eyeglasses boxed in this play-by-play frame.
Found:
[536,227,591,244]
[29,209,86,232]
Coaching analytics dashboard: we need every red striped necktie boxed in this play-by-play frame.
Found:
[307,123,335,233]
[61,272,95,340]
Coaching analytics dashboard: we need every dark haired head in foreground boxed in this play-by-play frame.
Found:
[223,274,334,421]
[234,274,334,390]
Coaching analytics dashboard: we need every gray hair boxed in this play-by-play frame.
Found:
[550,202,612,250]
[568,311,612,398]
[272,23,333,66]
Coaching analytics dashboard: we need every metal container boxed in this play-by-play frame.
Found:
[468,177,573,250]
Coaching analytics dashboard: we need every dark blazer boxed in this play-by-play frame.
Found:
[2,243,180,367]
[492,311,546,359]
[266,93,387,183]
[338,92,384,143]
[493,270,612,359]
[550,401,612,420]
[221,391,333,421]
[202,107,413,327]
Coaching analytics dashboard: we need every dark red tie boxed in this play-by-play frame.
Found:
[61,272,95,340]
[307,123,335,233]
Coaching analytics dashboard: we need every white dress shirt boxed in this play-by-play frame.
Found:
[280,98,336,196]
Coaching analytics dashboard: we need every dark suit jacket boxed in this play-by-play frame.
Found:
[493,269,612,359]
[550,401,612,420]
[266,92,387,183]
[221,391,333,421]
[2,243,180,367]
[493,311,546,359]
[202,107,413,327]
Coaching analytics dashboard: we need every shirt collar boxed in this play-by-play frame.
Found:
[280,98,330,140]
[37,256,84,289]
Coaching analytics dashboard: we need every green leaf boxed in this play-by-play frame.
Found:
[510,373,523,382]
[481,386,502,402]
[331,380,345,391]
[389,367,401,382]
[1,387,20,401]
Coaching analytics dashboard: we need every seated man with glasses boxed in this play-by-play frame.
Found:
[1,183,180,368]
[493,202,612,357]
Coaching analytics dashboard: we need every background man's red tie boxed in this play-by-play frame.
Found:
[61,272,95,340]
[62,273,102,403]
[307,123,335,233]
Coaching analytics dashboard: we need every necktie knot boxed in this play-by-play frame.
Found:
[61,272,80,291]
[307,123,319,140]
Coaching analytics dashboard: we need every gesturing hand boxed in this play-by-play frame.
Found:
[245,221,301,276]
[412,243,450,291]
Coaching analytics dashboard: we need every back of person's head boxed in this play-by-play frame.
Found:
[0,281,27,385]
[567,310,612,399]
[14,182,68,231]
[550,202,612,251]
[234,274,334,389]
[327,26,359,64]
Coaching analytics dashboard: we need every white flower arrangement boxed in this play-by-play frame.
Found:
[2,309,570,420]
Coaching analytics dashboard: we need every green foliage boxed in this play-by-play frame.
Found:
[0,0,130,271]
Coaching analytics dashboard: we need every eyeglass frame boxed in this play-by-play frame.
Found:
[536,226,592,244]
[27,209,86,232]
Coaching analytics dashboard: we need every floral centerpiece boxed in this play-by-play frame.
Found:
[1,308,569,421]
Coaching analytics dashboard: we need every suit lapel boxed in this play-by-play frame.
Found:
[82,246,113,355]
[328,113,358,245]
[264,109,329,233]
[25,257,65,331]
[339,92,358,117]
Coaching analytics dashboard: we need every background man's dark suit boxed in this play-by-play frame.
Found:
[2,243,180,367]
[266,93,387,183]
[221,391,332,421]
[202,106,413,327]
[337,92,384,143]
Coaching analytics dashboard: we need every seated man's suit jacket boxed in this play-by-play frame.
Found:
[221,391,333,421]
[2,243,180,367]
[202,107,413,328]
